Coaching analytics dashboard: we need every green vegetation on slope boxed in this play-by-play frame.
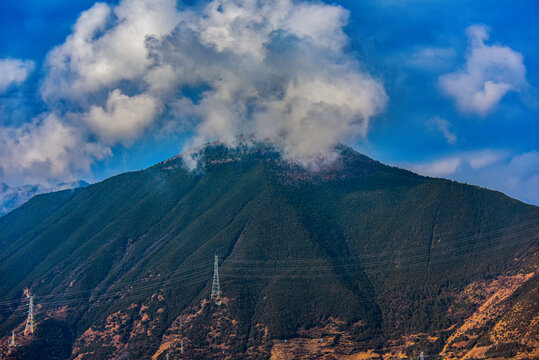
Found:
[0,144,537,359]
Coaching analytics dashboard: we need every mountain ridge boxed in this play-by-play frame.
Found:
[0,180,90,217]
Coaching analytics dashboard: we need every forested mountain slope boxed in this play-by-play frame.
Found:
[0,144,537,359]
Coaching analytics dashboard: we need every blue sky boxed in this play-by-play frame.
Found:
[0,0,538,204]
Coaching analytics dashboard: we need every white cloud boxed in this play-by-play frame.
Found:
[410,149,506,177]
[439,24,526,115]
[411,157,462,177]
[406,150,539,205]
[466,151,539,205]
[193,0,349,60]
[0,114,110,184]
[251,70,386,166]
[427,116,456,144]
[0,58,35,93]
[158,0,386,167]
[467,149,504,169]
[84,90,159,143]
[284,2,349,51]
[196,0,287,59]
[1,0,387,184]
[42,0,181,101]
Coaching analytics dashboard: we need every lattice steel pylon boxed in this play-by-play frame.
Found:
[7,330,16,355]
[8,330,16,347]
[211,254,222,302]
[23,289,35,335]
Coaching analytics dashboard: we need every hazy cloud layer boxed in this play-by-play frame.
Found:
[406,47,456,70]
[439,25,526,115]
[0,58,34,93]
[407,150,539,205]
[410,149,506,177]
[0,0,387,183]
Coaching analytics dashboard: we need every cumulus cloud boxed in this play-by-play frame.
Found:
[84,90,159,143]
[427,116,456,144]
[154,0,386,166]
[0,58,35,93]
[439,25,526,115]
[42,0,181,101]
[0,114,110,184]
[0,0,387,184]
[1,0,179,183]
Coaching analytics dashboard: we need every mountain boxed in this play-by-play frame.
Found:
[0,144,537,360]
[0,181,89,217]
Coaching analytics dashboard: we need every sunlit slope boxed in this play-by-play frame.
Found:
[0,144,537,358]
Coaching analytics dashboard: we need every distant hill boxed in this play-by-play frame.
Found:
[0,144,537,360]
[0,180,89,217]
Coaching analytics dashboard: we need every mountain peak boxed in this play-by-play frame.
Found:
[158,141,418,186]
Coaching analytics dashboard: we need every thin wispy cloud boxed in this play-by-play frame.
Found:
[427,116,456,144]
[405,149,539,205]
[406,47,456,70]
[409,149,506,177]
[413,157,461,177]
[0,58,34,93]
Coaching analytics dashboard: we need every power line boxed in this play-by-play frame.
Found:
[2,217,533,308]
[225,219,538,264]
[0,259,214,307]
[1,219,535,310]
[0,221,536,319]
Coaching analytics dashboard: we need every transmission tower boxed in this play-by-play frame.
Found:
[9,331,15,346]
[211,254,222,302]
[23,289,35,335]
[8,330,16,351]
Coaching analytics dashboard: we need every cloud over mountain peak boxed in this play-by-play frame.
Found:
[0,0,387,185]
